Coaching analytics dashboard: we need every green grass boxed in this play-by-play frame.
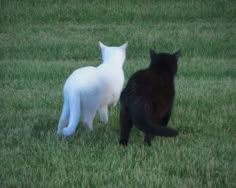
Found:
[0,0,236,187]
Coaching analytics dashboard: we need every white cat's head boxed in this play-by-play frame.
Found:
[99,41,128,66]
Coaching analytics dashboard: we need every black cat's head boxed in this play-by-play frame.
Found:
[149,49,181,75]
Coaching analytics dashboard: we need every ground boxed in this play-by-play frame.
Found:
[0,0,235,187]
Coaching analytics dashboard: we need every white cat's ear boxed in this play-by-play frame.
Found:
[99,41,107,49]
[120,41,128,50]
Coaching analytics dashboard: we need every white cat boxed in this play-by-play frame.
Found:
[57,41,128,137]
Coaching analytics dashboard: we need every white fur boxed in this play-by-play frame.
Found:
[57,41,128,137]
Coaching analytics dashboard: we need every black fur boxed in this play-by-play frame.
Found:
[119,49,181,146]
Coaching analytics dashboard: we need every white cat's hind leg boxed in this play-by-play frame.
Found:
[57,98,69,136]
[82,94,99,130]
[62,94,81,137]
[98,105,108,124]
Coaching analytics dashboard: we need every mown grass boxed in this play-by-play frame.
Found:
[0,0,236,187]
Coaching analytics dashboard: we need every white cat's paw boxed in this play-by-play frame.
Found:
[109,100,117,107]
[100,115,108,124]
[57,129,63,136]
[62,127,74,137]
[98,107,108,123]
[84,122,93,130]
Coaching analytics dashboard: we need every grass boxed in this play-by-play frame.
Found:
[0,0,236,187]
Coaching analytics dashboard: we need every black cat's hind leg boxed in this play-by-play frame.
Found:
[144,133,154,146]
[132,104,178,137]
[160,112,171,127]
[119,103,133,146]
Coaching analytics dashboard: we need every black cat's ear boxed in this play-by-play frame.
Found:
[149,49,156,59]
[173,50,181,60]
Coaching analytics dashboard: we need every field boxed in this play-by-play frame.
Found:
[0,0,236,187]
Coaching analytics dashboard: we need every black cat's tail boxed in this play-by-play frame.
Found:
[135,122,178,137]
[130,101,178,137]
[151,126,178,137]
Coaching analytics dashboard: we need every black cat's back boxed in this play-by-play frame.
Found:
[121,68,175,117]
[119,49,180,146]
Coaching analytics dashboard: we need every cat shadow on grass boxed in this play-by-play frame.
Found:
[31,114,57,140]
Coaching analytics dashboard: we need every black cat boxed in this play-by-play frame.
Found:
[119,49,180,146]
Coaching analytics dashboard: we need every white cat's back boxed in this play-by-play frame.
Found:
[96,41,127,107]
[97,63,124,106]
[97,63,124,91]
[64,66,98,94]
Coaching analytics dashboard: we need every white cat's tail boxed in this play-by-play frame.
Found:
[57,91,81,137]
[57,93,69,136]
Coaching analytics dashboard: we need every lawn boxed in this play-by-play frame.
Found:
[0,0,235,187]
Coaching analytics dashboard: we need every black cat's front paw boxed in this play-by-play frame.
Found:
[119,139,128,146]
[144,140,152,146]
[144,134,153,146]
